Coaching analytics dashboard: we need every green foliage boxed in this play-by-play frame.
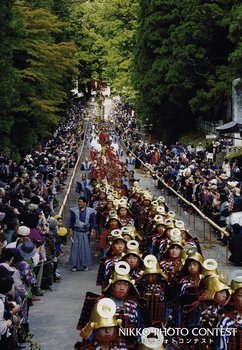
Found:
[0,0,20,155]
[133,0,242,143]
[178,130,206,147]
[69,0,138,100]
[11,0,77,155]
[0,0,77,157]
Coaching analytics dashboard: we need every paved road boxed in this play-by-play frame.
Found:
[28,99,236,350]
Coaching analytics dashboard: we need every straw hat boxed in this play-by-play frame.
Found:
[219,173,229,180]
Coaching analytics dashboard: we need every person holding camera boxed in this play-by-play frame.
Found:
[0,266,21,349]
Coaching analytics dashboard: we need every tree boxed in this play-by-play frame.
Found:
[69,0,138,100]
[0,1,20,157]
[133,0,241,143]
[12,0,77,155]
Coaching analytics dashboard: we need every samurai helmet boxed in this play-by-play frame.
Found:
[151,200,159,211]
[230,270,242,293]
[175,220,186,231]
[122,240,142,259]
[200,275,231,301]
[139,327,165,350]
[106,210,121,225]
[143,255,164,276]
[104,261,139,297]
[163,228,184,257]
[142,191,153,202]
[152,215,165,230]
[80,298,122,338]
[90,298,121,329]
[110,229,126,244]
[181,246,203,273]
[157,196,166,204]
[163,218,175,229]
[121,225,138,240]
[166,210,176,219]
[202,258,219,278]
[118,198,129,209]
[156,206,166,215]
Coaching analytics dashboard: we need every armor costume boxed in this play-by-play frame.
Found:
[103,262,147,349]
[138,255,167,327]
[217,273,242,350]
[121,240,144,286]
[176,250,204,328]
[196,272,231,350]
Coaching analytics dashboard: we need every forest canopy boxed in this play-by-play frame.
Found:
[1,0,242,156]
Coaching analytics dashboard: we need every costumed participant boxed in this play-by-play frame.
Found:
[150,215,166,259]
[75,298,127,350]
[174,220,202,254]
[137,255,167,327]
[103,261,146,349]
[102,230,127,290]
[143,199,167,242]
[156,214,177,260]
[121,170,132,193]
[75,173,91,198]
[99,127,110,147]
[160,229,185,324]
[96,213,123,288]
[80,158,93,179]
[67,196,96,272]
[175,247,204,332]
[159,227,184,279]
[216,271,242,350]
[125,153,136,172]
[197,261,231,350]
[92,188,107,238]
[128,183,142,214]
[133,191,153,234]
[117,200,134,226]
[85,178,98,205]
[121,240,143,285]
[120,225,140,243]
[0,267,21,350]
[90,184,101,208]
[98,210,122,258]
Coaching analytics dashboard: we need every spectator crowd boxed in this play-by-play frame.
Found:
[0,102,86,349]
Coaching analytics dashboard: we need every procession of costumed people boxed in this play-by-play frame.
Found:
[72,116,241,350]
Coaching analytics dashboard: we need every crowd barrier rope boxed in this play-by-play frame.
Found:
[123,142,230,264]
[58,118,89,219]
